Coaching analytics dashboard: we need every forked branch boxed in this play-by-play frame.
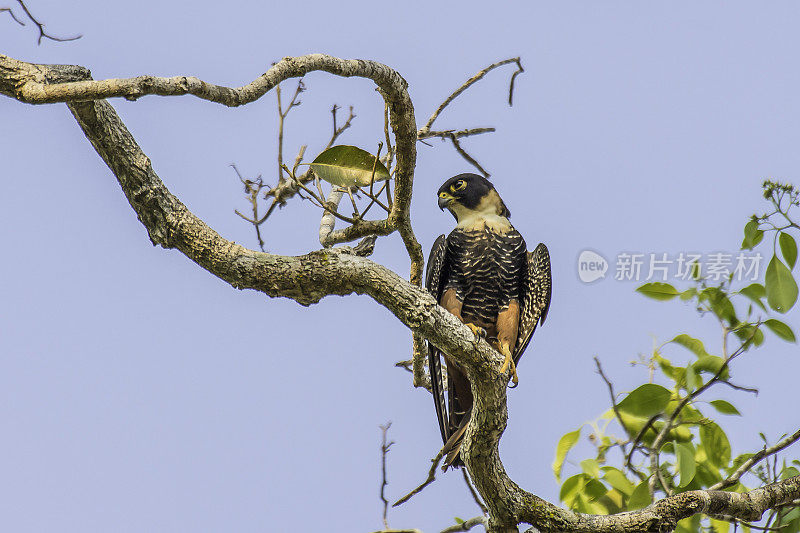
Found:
[3,0,81,44]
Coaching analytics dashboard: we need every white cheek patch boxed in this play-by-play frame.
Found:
[452,189,511,231]
[457,213,512,231]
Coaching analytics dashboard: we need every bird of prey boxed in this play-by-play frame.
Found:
[426,173,551,469]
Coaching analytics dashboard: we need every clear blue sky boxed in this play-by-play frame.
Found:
[2,2,799,532]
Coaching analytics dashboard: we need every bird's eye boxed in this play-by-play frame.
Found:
[451,180,467,192]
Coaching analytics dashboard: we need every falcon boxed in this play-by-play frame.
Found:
[426,173,552,468]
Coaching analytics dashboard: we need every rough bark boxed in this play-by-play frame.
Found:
[2,53,797,533]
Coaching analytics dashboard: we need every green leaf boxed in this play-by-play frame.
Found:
[742,219,764,250]
[573,492,607,514]
[680,288,698,301]
[673,441,696,488]
[711,518,731,533]
[783,505,800,523]
[584,478,609,500]
[670,333,708,357]
[637,282,679,301]
[308,145,390,188]
[710,400,741,416]
[734,323,765,347]
[764,319,797,342]
[559,473,585,503]
[782,466,800,480]
[765,256,799,313]
[694,355,730,379]
[655,354,680,381]
[627,480,652,510]
[671,334,710,358]
[780,232,798,269]
[684,364,700,392]
[729,453,755,474]
[617,384,672,418]
[601,467,635,496]
[739,283,767,311]
[581,458,600,478]
[676,516,702,533]
[702,288,739,326]
[701,422,731,469]
[553,427,581,480]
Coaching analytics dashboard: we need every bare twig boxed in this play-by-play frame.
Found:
[419,57,522,133]
[418,127,496,141]
[11,0,81,45]
[415,58,523,177]
[440,516,488,533]
[360,182,391,217]
[394,359,413,372]
[393,448,446,507]
[369,529,422,533]
[280,164,359,225]
[327,104,355,149]
[595,357,656,476]
[719,379,759,395]
[507,58,524,105]
[595,357,631,441]
[461,468,489,515]
[625,414,660,469]
[359,143,389,217]
[379,422,394,529]
[448,133,490,177]
[384,103,394,173]
[276,80,304,182]
[736,521,791,531]
[1,6,24,25]
[231,163,267,251]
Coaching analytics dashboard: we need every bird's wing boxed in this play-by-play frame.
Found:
[513,242,552,364]
[426,235,451,445]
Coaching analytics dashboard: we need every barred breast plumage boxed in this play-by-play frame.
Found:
[444,226,527,326]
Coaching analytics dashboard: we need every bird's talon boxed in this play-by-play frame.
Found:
[499,345,519,386]
[467,323,487,339]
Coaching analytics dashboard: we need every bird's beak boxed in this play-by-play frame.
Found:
[438,194,453,210]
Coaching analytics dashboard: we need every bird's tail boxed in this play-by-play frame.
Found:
[441,408,471,470]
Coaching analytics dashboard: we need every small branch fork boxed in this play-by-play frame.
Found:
[231,164,268,251]
[2,0,81,44]
[5,53,799,533]
[393,448,445,507]
[711,428,800,491]
[232,102,356,249]
[417,57,524,177]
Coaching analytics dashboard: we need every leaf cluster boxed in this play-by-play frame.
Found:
[553,182,800,533]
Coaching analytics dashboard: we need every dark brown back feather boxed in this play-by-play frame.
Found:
[426,235,451,445]
[514,243,552,364]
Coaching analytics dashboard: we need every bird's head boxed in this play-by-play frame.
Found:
[437,173,510,224]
